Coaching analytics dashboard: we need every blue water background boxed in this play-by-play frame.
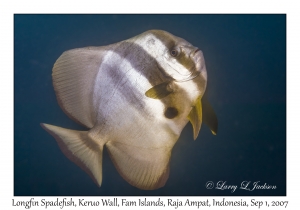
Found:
[14,14,286,196]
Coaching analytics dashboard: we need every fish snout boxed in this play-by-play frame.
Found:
[192,49,206,74]
[190,48,201,57]
[182,46,204,72]
[190,48,203,62]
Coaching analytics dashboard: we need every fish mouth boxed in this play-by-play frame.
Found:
[192,48,201,57]
[191,48,203,64]
[175,48,204,82]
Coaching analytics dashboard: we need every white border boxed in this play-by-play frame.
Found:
[2,0,298,209]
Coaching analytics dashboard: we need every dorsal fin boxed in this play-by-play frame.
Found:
[52,47,106,128]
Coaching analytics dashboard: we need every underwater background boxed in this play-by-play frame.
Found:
[14,14,286,196]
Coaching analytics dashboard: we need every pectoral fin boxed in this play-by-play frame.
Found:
[188,97,202,140]
[202,97,218,135]
[145,82,173,99]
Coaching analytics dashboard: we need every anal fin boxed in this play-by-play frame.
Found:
[41,123,104,186]
[106,141,171,190]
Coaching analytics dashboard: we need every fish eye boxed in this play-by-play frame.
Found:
[170,49,178,57]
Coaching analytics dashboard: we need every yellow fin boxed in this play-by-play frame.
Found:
[41,123,104,186]
[145,82,173,99]
[106,141,171,190]
[202,97,218,135]
[188,98,202,140]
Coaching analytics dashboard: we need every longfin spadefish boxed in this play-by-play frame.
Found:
[145,82,173,99]
[106,141,171,190]
[188,97,202,140]
[52,47,106,128]
[202,97,218,135]
[40,123,104,186]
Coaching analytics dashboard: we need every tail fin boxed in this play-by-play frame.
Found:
[41,123,103,186]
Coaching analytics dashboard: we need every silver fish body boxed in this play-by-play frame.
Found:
[41,30,217,190]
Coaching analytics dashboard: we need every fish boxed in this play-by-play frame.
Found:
[41,30,218,190]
